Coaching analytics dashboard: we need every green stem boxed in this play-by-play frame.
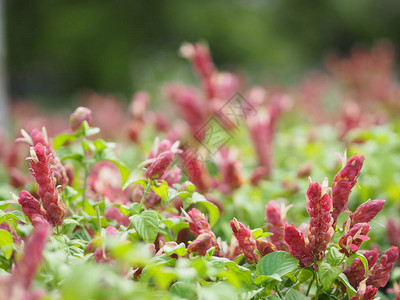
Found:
[139,182,151,208]
[275,285,284,299]
[306,271,315,296]
[80,137,89,208]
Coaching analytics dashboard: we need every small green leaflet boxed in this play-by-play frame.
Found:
[319,262,342,291]
[0,229,13,259]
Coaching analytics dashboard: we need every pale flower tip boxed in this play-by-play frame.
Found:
[41,127,49,145]
[10,192,19,201]
[179,43,195,59]
[20,129,33,145]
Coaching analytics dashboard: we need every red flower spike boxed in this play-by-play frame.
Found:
[215,148,242,195]
[367,246,399,288]
[187,232,214,256]
[184,208,211,237]
[256,238,277,257]
[339,222,370,256]
[11,222,51,291]
[70,106,93,131]
[343,249,379,288]
[284,224,313,267]
[230,219,259,264]
[265,200,290,251]
[18,190,49,226]
[306,179,334,261]
[29,143,68,226]
[387,219,400,247]
[332,154,365,226]
[349,199,385,227]
[145,151,174,180]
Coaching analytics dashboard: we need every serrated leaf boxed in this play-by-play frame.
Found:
[0,229,13,259]
[319,262,342,291]
[130,211,160,243]
[257,251,299,278]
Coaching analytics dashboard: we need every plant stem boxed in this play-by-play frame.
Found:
[80,137,88,208]
[275,285,284,299]
[306,271,315,296]
[139,182,151,208]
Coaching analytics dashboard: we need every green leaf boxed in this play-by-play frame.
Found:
[354,252,369,279]
[151,181,169,205]
[224,261,253,288]
[122,177,147,191]
[130,211,160,243]
[338,273,357,297]
[188,192,219,227]
[170,281,196,299]
[327,247,344,266]
[0,210,27,225]
[319,262,342,291]
[285,289,309,300]
[254,274,281,285]
[53,133,76,150]
[257,251,299,278]
[0,229,13,259]
[163,243,188,257]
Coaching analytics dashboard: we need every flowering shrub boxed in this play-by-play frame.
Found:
[0,43,400,299]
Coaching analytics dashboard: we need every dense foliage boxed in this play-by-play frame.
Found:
[1,43,400,299]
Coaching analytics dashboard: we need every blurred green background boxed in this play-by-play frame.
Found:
[6,0,400,103]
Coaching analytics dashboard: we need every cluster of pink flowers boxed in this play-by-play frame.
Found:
[18,143,68,227]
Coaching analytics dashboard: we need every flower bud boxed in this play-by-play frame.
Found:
[230,218,259,264]
[265,200,289,251]
[332,154,365,225]
[70,106,93,131]
[145,151,174,180]
[349,199,385,227]
[184,208,211,237]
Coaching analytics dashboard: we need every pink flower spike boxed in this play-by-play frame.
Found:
[29,143,68,226]
[183,208,211,237]
[343,249,379,289]
[256,238,277,257]
[367,246,398,288]
[187,232,214,256]
[144,151,174,180]
[350,281,377,300]
[349,199,385,227]
[265,200,290,251]
[306,179,334,261]
[17,190,49,226]
[284,224,313,267]
[230,218,259,264]
[332,154,365,226]
[11,222,51,291]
